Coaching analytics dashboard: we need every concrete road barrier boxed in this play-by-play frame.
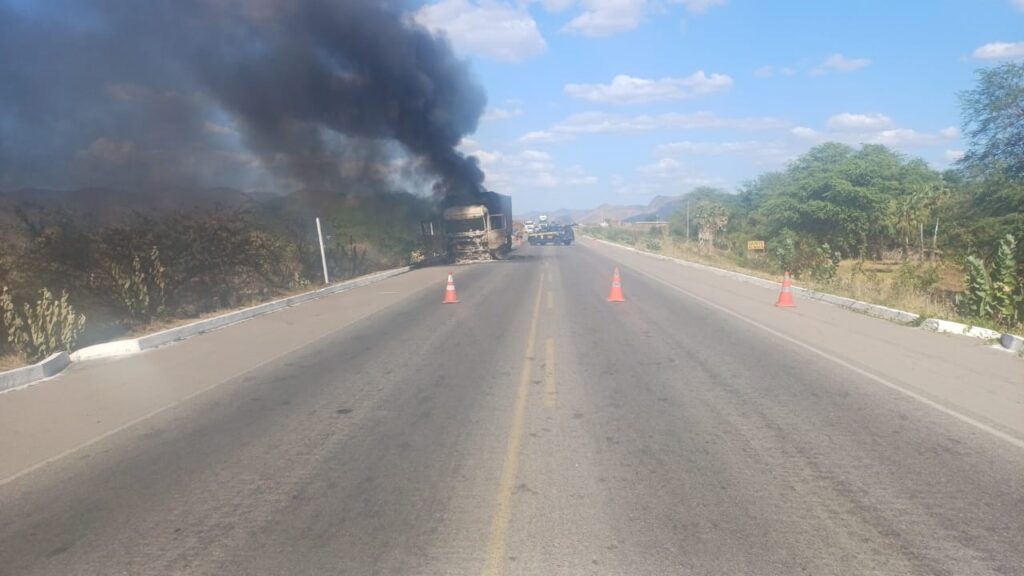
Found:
[0,352,71,393]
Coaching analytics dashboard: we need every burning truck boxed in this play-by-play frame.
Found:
[443,191,513,262]
[422,191,512,263]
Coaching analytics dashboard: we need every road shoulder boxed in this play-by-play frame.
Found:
[0,266,442,484]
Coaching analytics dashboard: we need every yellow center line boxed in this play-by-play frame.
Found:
[543,338,557,408]
[481,274,545,576]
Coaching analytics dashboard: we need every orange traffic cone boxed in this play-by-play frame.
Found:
[443,272,459,304]
[775,271,796,308]
[607,267,625,302]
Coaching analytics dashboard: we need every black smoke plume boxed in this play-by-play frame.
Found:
[0,0,487,200]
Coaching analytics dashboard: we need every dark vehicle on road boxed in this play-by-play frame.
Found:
[558,224,574,245]
[528,223,573,246]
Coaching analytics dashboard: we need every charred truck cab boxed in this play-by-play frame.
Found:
[442,191,513,262]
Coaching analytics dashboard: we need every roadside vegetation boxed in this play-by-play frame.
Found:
[0,191,435,367]
[588,62,1024,334]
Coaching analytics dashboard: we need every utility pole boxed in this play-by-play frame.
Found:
[316,217,329,285]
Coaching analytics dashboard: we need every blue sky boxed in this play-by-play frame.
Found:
[415,0,1024,212]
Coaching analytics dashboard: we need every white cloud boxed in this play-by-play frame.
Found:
[557,0,724,37]
[945,149,965,162]
[972,42,1024,60]
[521,149,552,161]
[826,112,894,131]
[866,128,958,147]
[565,164,599,185]
[810,53,871,75]
[535,0,577,11]
[670,0,726,14]
[657,140,794,169]
[458,140,597,192]
[791,126,819,140]
[1014,0,1024,11]
[639,157,682,174]
[473,149,504,165]
[621,157,721,196]
[414,0,546,62]
[791,117,958,149]
[562,0,647,37]
[551,111,791,134]
[564,71,732,104]
[481,104,524,122]
[658,140,761,155]
[518,130,576,144]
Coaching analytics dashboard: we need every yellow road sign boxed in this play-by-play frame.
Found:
[747,240,766,251]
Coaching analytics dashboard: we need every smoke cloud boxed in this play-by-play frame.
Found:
[0,0,487,200]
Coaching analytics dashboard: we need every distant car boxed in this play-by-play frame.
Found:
[559,224,574,245]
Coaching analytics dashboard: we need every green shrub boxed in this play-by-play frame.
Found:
[962,255,993,319]
[894,262,941,296]
[809,243,840,283]
[961,234,1022,328]
[110,246,166,327]
[991,234,1020,327]
[1,286,87,362]
[771,229,797,273]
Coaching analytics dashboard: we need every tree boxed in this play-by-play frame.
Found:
[693,200,728,252]
[959,62,1024,180]
[748,143,934,258]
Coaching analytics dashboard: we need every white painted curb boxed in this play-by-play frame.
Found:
[793,289,920,324]
[921,318,1002,340]
[3,265,413,389]
[1001,333,1024,353]
[589,237,917,323]
[587,236,1022,350]
[0,352,70,393]
[70,339,142,361]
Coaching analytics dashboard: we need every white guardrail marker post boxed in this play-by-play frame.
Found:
[316,217,330,285]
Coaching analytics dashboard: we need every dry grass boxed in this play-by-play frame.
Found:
[1,278,341,372]
[835,259,964,293]
[819,267,958,320]
[122,282,323,338]
[0,353,25,371]
[600,232,984,328]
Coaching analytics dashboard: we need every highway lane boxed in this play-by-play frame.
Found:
[1,244,1023,575]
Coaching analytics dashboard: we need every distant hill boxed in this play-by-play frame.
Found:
[517,208,590,225]
[520,194,686,226]
[622,195,686,223]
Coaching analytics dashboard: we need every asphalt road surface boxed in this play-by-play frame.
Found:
[1,242,1022,575]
